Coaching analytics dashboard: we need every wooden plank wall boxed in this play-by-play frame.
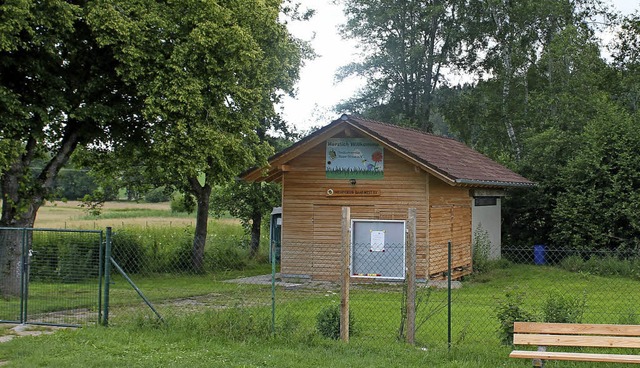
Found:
[428,179,472,279]
[280,133,472,281]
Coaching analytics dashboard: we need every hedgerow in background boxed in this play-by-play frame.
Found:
[108,222,254,275]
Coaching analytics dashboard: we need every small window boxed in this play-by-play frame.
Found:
[475,197,497,206]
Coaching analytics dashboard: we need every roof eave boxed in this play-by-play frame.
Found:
[454,178,536,188]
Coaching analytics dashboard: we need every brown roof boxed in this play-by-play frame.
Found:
[241,114,534,188]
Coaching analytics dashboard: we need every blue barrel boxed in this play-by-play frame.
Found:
[534,245,546,265]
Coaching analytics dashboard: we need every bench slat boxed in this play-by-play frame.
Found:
[514,322,640,336]
[514,333,640,349]
[510,350,640,364]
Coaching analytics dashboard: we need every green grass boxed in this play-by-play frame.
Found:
[3,263,640,367]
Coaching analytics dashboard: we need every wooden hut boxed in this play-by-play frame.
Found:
[241,115,533,282]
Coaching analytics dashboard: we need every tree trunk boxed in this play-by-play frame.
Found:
[249,212,262,259]
[0,229,25,297]
[189,177,212,273]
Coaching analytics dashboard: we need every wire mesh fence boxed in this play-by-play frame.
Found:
[4,223,640,351]
[0,228,103,326]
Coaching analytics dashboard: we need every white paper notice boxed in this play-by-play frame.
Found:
[370,230,385,252]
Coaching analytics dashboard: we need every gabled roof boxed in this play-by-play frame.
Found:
[241,114,534,188]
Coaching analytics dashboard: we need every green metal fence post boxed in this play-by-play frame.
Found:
[271,241,276,336]
[448,239,452,351]
[98,230,104,325]
[103,227,112,326]
[20,228,27,324]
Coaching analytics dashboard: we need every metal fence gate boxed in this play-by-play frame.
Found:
[0,227,105,327]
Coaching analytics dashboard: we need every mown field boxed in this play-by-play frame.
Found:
[34,200,238,229]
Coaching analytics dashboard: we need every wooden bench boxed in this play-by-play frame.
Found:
[509,322,640,366]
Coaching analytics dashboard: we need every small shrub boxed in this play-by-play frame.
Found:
[316,304,356,340]
[30,241,60,282]
[542,291,586,323]
[559,254,585,273]
[472,224,491,274]
[495,287,535,345]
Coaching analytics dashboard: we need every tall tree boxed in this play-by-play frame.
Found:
[336,0,462,132]
[0,1,144,296]
[86,0,306,272]
[610,12,640,113]
[447,0,610,157]
[552,106,640,250]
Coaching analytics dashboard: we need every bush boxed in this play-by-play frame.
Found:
[316,304,356,340]
[542,291,586,323]
[170,192,195,213]
[495,288,535,345]
[144,186,171,203]
[472,225,491,274]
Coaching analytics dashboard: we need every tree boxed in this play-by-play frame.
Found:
[444,0,611,157]
[0,1,144,296]
[211,126,295,259]
[86,0,306,272]
[336,0,463,132]
[610,12,640,113]
[211,181,281,259]
[501,25,615,246]
[552,106,640,250]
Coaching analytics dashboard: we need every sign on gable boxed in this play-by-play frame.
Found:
[326,138,384,179]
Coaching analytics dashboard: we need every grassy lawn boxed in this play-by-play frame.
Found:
[3,262,640,366]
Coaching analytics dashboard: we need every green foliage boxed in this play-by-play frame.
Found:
[54,168,99,201]
[552,106,640,250]
[30,235,100,283]
[316,304,356,340]
[559,254,640,279]
[472,225,492,274]
[541,291,586,323]
[106,223,254,275]
[338,0,462,132]
[144,187,171,203]
[111,230,147,274]
[495,288,535,345]
[170,193,195,214]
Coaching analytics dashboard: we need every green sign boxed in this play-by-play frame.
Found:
[326,138,384,179]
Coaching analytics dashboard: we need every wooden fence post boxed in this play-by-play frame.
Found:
[340,207,351,342]
[406,208,417,344]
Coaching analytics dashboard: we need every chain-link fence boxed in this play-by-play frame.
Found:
[5,223,640,352]
[271,240,640,348]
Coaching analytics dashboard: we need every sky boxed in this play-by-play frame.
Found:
[279,0,639,132]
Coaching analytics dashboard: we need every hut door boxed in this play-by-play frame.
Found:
[312,205,373,279]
